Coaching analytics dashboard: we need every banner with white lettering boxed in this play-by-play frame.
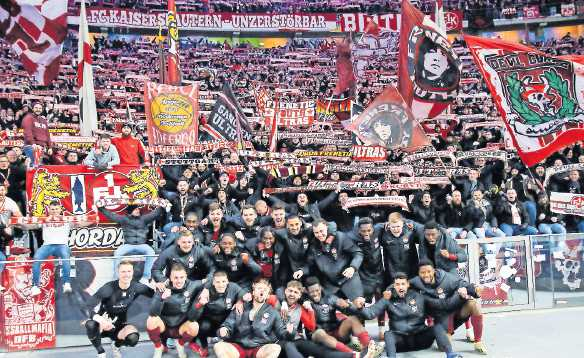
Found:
[80,9,338,32]
[263,100,316,127]
[342,195,409,210]
[351,145,387,161]
[0,261,56,351]
[550,192,584,216]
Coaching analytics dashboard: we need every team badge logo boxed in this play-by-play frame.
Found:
[437,287,446,299]
[408,25,461,102]
[505,66,583,136]
[188,255,194,268]
[409,299,418,312]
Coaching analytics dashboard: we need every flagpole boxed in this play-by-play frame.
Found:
[166,0,181,85]
[77,0,97,137]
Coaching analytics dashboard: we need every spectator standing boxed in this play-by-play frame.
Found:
[111,124,149,165]
[21,102,51,168]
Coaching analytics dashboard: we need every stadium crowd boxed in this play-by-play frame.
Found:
[1,2,584,355]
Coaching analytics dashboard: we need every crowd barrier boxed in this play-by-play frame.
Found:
[0,234,582,351]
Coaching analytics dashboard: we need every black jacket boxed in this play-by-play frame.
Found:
[220,301,293,348]
[274,227,313,276]
[246,236,288,289]
[308,231,363,285]
[349,228,384,291]
[191,282,246,324]
[149,279,204,327]
[495,199,530,226]
[356,289,462,335]
[152,244,215,282]
[380,226,419,284]
[99,207,162,245]
[308,294,345,332]
[410,268,478,317]
[438,202,469,229]
[213,248,262,290]
[418,228,467,273]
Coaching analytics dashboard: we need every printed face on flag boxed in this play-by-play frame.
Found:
[348,87,429,150]
[408,25,461,102]
[399,0,461,120]
[465,35,584,166]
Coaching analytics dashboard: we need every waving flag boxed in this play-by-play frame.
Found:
[333,36,356,96]
[77,0,97,136]
[398,0,461,119]
[205,82,253,143]
[465,35,584,166]
[351,19,396,82]
[0,0,67,85]
[346,86,429,150]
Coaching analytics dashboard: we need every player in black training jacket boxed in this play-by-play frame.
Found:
[83,260,155,358]
[146,263,204,358]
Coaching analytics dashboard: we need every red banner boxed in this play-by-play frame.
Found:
[338,11,462,33]
[82,9,338,32]
[351,145,387,161]
[26,165,161,223]
[144,81,199,152]
[0,260,56,351]
[399,0,461,120]
[338,13,399,32]
[524,6,540,19]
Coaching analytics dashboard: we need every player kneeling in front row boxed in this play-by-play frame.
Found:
[83,260,155,358]
[410,260,487,354]
[213,278,293,358]
[146,263,203,358]
[280,280,383,358]
[189,270,250,357]
[305,276,384,357]
[352,272,463,358]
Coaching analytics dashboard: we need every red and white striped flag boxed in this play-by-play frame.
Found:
[0,0,67,85]
[77,0,97,136]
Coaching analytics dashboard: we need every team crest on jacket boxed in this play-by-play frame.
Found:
[408,26,461,102]
[409,299,418,312]
[437,287,445,299]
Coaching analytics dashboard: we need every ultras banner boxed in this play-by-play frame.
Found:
[465,35,584,166]
[144,81,199,152]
